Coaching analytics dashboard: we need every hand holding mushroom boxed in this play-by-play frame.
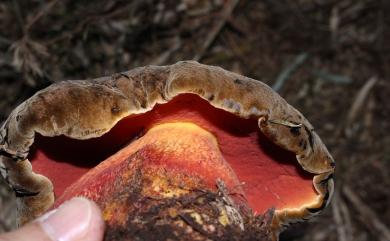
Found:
[0,61,335,241]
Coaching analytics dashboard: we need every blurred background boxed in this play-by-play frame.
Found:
[0,0,389,240]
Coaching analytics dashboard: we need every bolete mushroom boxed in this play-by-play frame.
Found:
[0,61,334,240]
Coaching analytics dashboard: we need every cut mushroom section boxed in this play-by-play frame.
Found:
[0,61,334,240]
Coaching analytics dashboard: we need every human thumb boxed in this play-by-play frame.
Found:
[0,197,105,241]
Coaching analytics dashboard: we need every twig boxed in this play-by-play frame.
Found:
[151,37,181,65]
[339,195,353,239]
[25,0,60,32]
[11,0,26,35]
[342,185,390,241]
[193,0,240,62]
[331,192,349,241]
[268,119,302,128]
[272,52,309,92]
[345,76,377,127]
[311,69,352,84]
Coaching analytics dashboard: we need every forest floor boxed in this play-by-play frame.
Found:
[1,1,389,240]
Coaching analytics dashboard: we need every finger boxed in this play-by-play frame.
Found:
[0,197,105,241]
[0,222,52,241]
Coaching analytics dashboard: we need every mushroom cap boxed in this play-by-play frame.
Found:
[0,61,334,239]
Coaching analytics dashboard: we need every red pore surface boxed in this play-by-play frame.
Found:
[29,94,316,214]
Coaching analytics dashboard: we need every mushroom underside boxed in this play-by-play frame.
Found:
[29,94,317,216]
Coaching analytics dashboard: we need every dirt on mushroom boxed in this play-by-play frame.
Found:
[103,186,275,241]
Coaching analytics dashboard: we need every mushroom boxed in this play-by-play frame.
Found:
[0,61,334,240]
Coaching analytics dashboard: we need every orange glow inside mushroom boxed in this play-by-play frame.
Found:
[29,93,317,214]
